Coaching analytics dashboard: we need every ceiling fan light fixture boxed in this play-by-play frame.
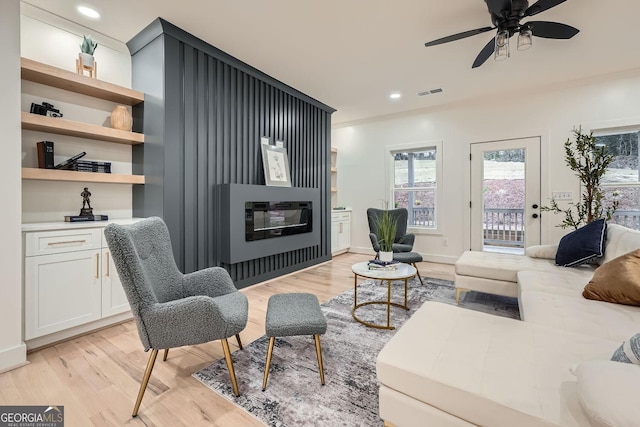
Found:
[494,30,510,61]
[517,26,533,51]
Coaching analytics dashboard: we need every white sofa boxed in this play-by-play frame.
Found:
[376,224,640,426]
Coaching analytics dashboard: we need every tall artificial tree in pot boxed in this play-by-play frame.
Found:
[542,127,619,229]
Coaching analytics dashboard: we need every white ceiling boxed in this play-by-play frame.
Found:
[23,0,640,125]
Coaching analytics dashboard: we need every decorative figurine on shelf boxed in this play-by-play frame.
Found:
[76,35,98,78]
[64,187,108,222]
[80,187,93,216]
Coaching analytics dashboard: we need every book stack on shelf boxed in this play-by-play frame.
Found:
[368,259,399,271]
[66,160,111,173]
[35,142,111,173]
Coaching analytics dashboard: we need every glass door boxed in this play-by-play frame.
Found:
[470,137,541,252]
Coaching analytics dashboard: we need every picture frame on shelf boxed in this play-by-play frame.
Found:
[261,142,292,187]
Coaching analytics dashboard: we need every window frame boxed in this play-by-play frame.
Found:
[592,125,640,229]
[593,125,640,188]
[385,140,443,235]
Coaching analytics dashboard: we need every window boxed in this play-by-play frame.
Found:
[594,128,640,230]
[389,142,441,231]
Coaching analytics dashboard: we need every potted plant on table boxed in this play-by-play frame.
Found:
[375,210,398,262]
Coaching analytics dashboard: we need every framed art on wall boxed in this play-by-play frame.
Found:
[261,143,292,187]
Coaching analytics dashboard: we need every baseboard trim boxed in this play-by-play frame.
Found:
[26,312,132,351]
[348,246,458,265]
[240,259,333,291]
[0,342,27,373]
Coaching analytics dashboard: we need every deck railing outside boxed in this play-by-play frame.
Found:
[409,207,640,249]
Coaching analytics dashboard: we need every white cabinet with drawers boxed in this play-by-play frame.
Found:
[23,221,135,347]
[331,209,351,255]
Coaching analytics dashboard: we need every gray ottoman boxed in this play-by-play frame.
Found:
[262,293,327,390]
[393,251,424,285]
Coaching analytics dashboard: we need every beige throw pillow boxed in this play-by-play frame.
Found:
[583,249,640,306]
[526,244,558,259]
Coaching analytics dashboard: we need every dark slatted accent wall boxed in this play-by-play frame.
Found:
[129,19,334,288]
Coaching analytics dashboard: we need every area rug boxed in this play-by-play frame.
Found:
[193,277,519,427]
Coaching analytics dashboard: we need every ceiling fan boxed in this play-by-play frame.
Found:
[424,0,579,68]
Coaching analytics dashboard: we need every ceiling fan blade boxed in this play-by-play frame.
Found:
[472,38,497,68]
[527,21,579,39]
[425,27,495,47]
[524,0,567,17]
[485,0,512,18]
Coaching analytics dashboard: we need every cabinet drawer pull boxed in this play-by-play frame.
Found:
[47,239,87,246]
[105,252,110,277]
[96,253,100,278]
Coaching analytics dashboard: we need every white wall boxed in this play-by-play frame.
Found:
[20,3,135,222]
[0,0,27,372]
[333,70,640,263]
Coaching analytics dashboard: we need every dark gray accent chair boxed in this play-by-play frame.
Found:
[104,217,248,417]
[367,208,424,285]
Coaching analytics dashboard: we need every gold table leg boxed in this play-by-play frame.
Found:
[404,278,408,308]
[387,280,392,328]
[352,274,410,330]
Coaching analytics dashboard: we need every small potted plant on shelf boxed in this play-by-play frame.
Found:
[77,35,98,78]
[375,210,397,262]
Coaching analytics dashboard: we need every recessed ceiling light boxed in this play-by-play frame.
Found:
[390,93,401,100]
[77,5,100,19]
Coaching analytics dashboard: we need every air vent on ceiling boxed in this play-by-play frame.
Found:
[417,88,444,97]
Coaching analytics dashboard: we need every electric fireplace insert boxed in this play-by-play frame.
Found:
[245,201,312,241]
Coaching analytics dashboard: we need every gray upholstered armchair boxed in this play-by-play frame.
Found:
[104,217,248,417]
[367,208,415,254]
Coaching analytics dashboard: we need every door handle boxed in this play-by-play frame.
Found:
[532,213,539,219]
[532,204,539,209]
[95,253,100,278]
[105,251,110,277]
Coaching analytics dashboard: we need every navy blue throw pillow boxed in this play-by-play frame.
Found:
[555,219,607,267]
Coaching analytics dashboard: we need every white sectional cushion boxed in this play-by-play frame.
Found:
[377,302,618,427]
[601,223,640,265]
[518,289,640,342]
[518,269,594,298]
[455,251,556,283]
[576,360,640,427]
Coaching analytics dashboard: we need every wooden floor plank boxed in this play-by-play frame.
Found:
[0,253,454,426]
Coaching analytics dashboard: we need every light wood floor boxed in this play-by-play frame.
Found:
[0,253,454,426]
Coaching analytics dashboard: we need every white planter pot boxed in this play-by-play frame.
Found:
[379,251,393,262]
[80,52,95,68]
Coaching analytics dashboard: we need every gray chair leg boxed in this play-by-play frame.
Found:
[132,349,159,417]
[413,263,424,285]
[221,338,240,396]
[262,336,276,391]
